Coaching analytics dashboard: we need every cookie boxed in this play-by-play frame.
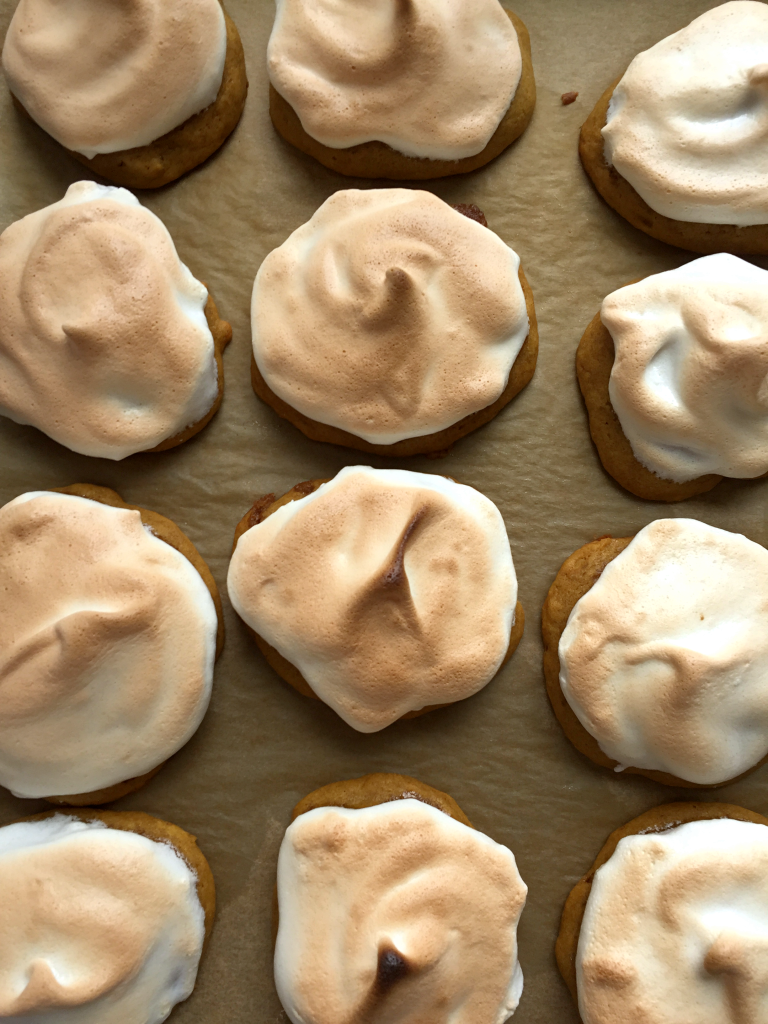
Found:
[267,3,534,179]
[0,484,224,805]
[3,0,248,189]
[229,468,525,732]
[251,191,537,457]
[542,519,768,788]
[579,4,768,253]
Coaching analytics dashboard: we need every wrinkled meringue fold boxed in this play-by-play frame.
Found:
[276,799,528,1024]
[604,254,768,483]
[2,0,227,157]
[603,1,768,226]
[228,467,517,732]
[0,814,206,1024]
[0,181,219,460]
[559,518,768,785]
[578,818,768,1024]
[252,189,529,445]
[267,0,522,160]
[0,491,218,798]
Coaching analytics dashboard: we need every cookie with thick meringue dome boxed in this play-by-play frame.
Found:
[576,254,768,501]
[267,0,535,178]
[228,467,524,733]
[275,773,528,1024]
[0,809,215,1024]
[542,518,768,788]
[580,2,768,253]
[0,484,223,805]
[0,181,231,460]
[2,0,247,188]
[557,802,768,1024]
[251,190,537,456]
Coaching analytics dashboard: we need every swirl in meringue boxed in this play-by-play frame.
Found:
[2,0,227,158]
[0,491,218,799]
[252,189,530,445]
[267,0,522,161]
[578,817,768,1024]
[603,1,768,226]
[275,799,528,1024]
[227,467,517,732]
[0,815,206,1024]
[559,518,768,786]
[0,181,219,460]
[604,254,768,483]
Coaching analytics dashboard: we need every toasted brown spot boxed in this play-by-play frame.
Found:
[376,947,412,991]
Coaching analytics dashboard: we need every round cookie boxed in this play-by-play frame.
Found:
[4,0,248,189]
[230,471,525,732]
[556,802,768,1021]
[251,193,538,457]
[274,773,528,1024]
[0,808,215,1022]
[542,523,768,788]
[579,4,768,253]
[0,483,224,806]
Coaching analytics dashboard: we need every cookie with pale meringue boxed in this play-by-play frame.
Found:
[0,181,231,460]
[275,772,528,1024]
[542,519,768,788]
[0,483,223,805]
[228,467,524,732]
[580,2,768,253]
[267,0,535,179]
[2,0,247,188]
[251,189,537,457]
[0,809,215,1024]
[577,254,768,501]
[557,802,768,1024]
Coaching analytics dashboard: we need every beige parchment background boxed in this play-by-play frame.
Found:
[1,2,767,1021]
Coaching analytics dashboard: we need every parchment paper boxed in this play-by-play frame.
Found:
[1,2,767,1022]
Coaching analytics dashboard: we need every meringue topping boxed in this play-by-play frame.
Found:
[559,518,768,786]
[603,1,768,226]
[267,0,522,161]
[604,254,768,483]
[0,491,218,799]
[0,815,205,1023]
[578,818,768,1024]
[227,467,517,732]
[275,799,528,1024]
[252,189,530,445]
[0,181,219,460]
[2,0,227,157]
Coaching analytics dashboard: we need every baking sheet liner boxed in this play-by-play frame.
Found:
[0,2,766,1021]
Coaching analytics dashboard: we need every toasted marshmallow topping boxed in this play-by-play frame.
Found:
[267,0,521,161]
[604,255,768,483]
[252,189,530,445]
[603,2,768,226]
[578,818,768,1024]
[276,800,528,1024]
[2,0,226,157]
[228,467,517,732]
[0,491,218,799]
[0,181,219,460]
[559,518,768,786]
[0,815,205,1023]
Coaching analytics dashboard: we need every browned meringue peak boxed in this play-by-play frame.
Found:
[275,800,528,1024]
[227,467,517,732]
[0,815,205,1023]
[0,181,219,460]
[0,491,218,799]
[267,0,522,160]
[2,0,227,158]
[251,189,530,445]
[577,818,768,1024]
